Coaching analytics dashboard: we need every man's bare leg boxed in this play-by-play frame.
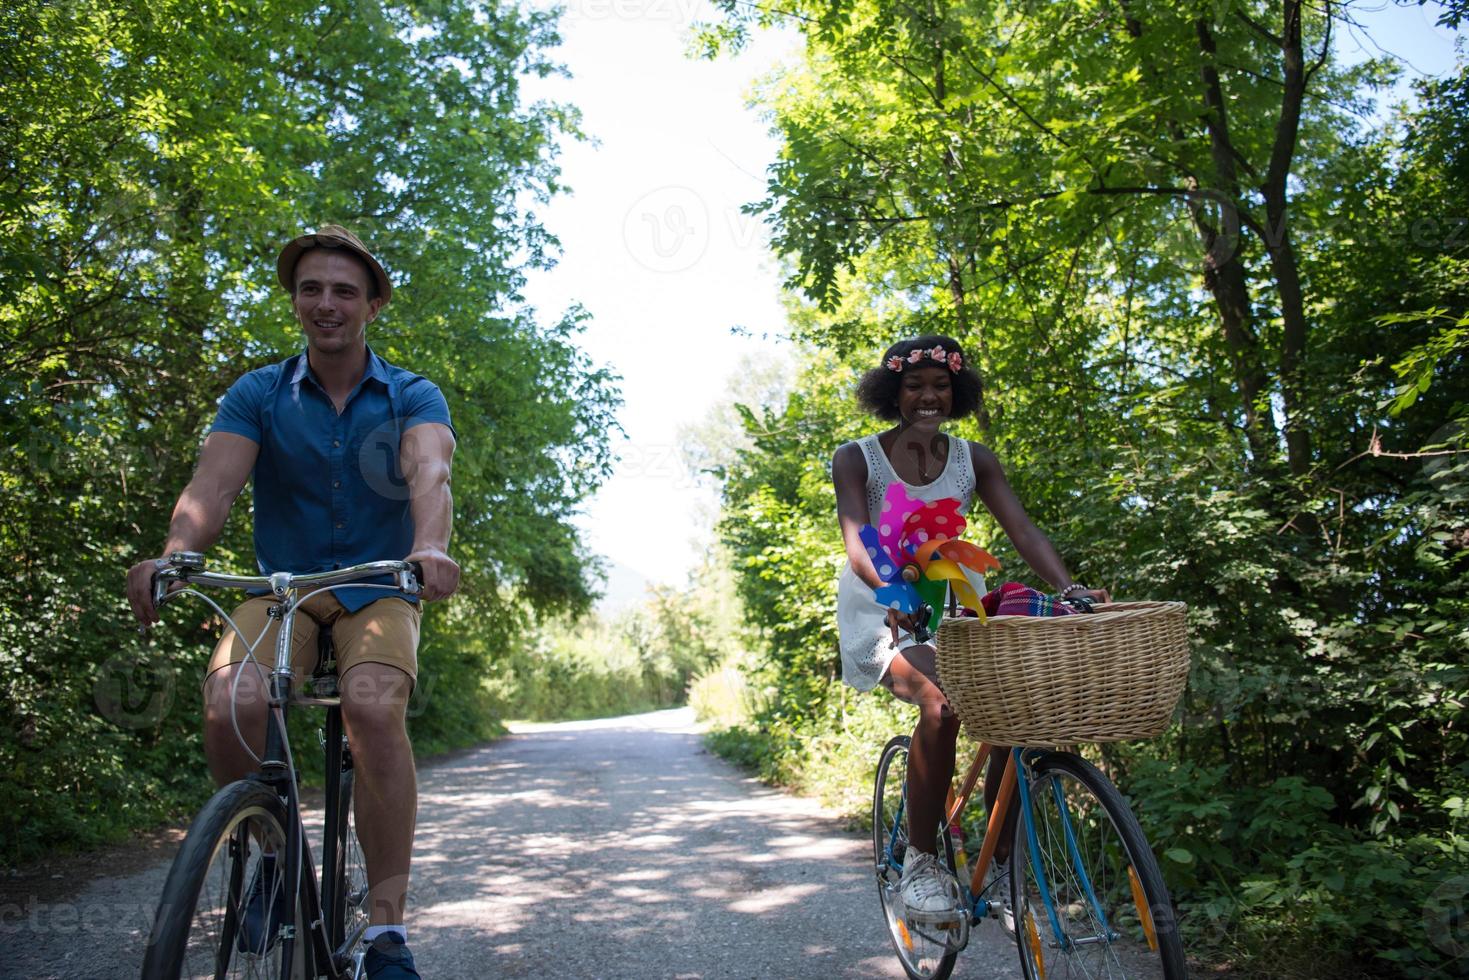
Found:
[340,662,416,926]
[203,663,270,786]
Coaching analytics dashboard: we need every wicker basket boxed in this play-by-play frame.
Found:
[934,601,1190,745]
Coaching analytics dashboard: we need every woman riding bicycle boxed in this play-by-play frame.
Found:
[832,335,1110,922]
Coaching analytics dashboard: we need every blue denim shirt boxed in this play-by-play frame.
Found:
[210,349,454,611]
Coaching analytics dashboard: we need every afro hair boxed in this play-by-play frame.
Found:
[855,335,982,421]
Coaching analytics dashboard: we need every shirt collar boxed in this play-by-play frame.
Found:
[363,347,390,386]
[290,348,389,390]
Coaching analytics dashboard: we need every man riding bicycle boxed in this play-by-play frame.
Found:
[125,224,459,980]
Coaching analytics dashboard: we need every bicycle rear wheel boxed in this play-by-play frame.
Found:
[142,779,308,979]
[873,735,961,980]
[1009,750,1187,979]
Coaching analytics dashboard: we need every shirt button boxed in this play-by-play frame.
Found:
[335,521,345,529]
[332,439,341,448]
[333,480,342,489]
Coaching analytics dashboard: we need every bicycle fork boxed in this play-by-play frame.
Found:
[1013,749,1118,954]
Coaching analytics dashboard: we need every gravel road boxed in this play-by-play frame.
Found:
[5,707,1016,978]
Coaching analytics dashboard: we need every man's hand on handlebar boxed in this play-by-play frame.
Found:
[405,548,459,602]
[125,557,176,628]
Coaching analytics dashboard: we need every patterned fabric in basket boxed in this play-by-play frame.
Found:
[979,582,1074,618]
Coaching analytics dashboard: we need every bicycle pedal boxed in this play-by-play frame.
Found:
[904,907,963,927]
[907,917,967,951]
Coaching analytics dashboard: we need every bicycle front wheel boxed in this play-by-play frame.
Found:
[873,735,960,980]
[1010,751,1186,980]
[141,779,306,980]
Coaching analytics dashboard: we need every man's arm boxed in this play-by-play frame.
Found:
[400,422,459,602]
[125,431,259,626]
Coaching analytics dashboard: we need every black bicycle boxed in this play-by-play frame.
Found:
[140,552,421,980]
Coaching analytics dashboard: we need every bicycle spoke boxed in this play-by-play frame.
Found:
[340,786,370,952]
[171,804,290,980]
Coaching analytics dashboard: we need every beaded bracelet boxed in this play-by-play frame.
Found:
[1059,582,1088,598]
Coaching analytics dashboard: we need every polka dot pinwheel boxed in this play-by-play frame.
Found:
[859,483,1002,632]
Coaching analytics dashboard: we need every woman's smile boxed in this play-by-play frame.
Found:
[896,366,953,425]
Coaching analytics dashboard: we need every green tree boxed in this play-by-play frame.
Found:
[699,2,1468,971]
[0,0,619,861]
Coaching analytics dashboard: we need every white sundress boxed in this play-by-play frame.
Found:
[837,432,979,691]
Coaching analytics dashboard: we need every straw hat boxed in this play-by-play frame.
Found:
[276,224,392,303]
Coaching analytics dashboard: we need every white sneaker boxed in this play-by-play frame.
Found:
[900,850,958,923]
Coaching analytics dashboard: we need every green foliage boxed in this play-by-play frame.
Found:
[485,607,695,723]
[705,674,916,818]
[483,613,673,723]
[0,0,619,863]
[1129,758,1469,976]
[702,4,1469,974]
[1379,308,1469,416]
[491,548,746,723]
[687,663,758,728]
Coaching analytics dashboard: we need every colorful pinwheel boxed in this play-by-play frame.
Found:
[860,483,1001,631]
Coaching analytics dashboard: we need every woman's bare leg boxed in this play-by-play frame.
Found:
[883,645,960,855]
[982,744,1014,865]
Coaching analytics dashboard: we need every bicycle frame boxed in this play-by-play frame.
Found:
[154,555,420,978]
[931,742,1016,923]
[922,744,1111,954]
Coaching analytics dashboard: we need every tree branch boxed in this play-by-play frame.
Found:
[1304,0,1333,87]
[1234,8,1283,45]
[955,49,1075,151]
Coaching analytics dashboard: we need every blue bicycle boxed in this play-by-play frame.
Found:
[872,608,1187,979]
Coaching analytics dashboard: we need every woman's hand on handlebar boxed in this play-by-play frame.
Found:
[886,608,924,646]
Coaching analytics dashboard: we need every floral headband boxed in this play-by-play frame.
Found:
[886,345,963,374]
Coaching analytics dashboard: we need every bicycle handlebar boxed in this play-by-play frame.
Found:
[899,591,1098,646]
[909,604,934,645]
[152,552,422,608]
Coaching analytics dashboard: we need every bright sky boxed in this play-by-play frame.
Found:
[520,3,797,590]
[1336,0,1462,105]
[520,1,1461,591]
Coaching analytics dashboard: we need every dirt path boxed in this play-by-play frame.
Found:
[4,707,1016,978]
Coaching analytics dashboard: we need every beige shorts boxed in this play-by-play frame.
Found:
[205,592,420,687]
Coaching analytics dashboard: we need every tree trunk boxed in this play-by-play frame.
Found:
[1261,0,1314,477]
[1194,19,1281,466]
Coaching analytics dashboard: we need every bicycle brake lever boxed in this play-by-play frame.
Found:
[151,567,175,609]
[910,604,933,645]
